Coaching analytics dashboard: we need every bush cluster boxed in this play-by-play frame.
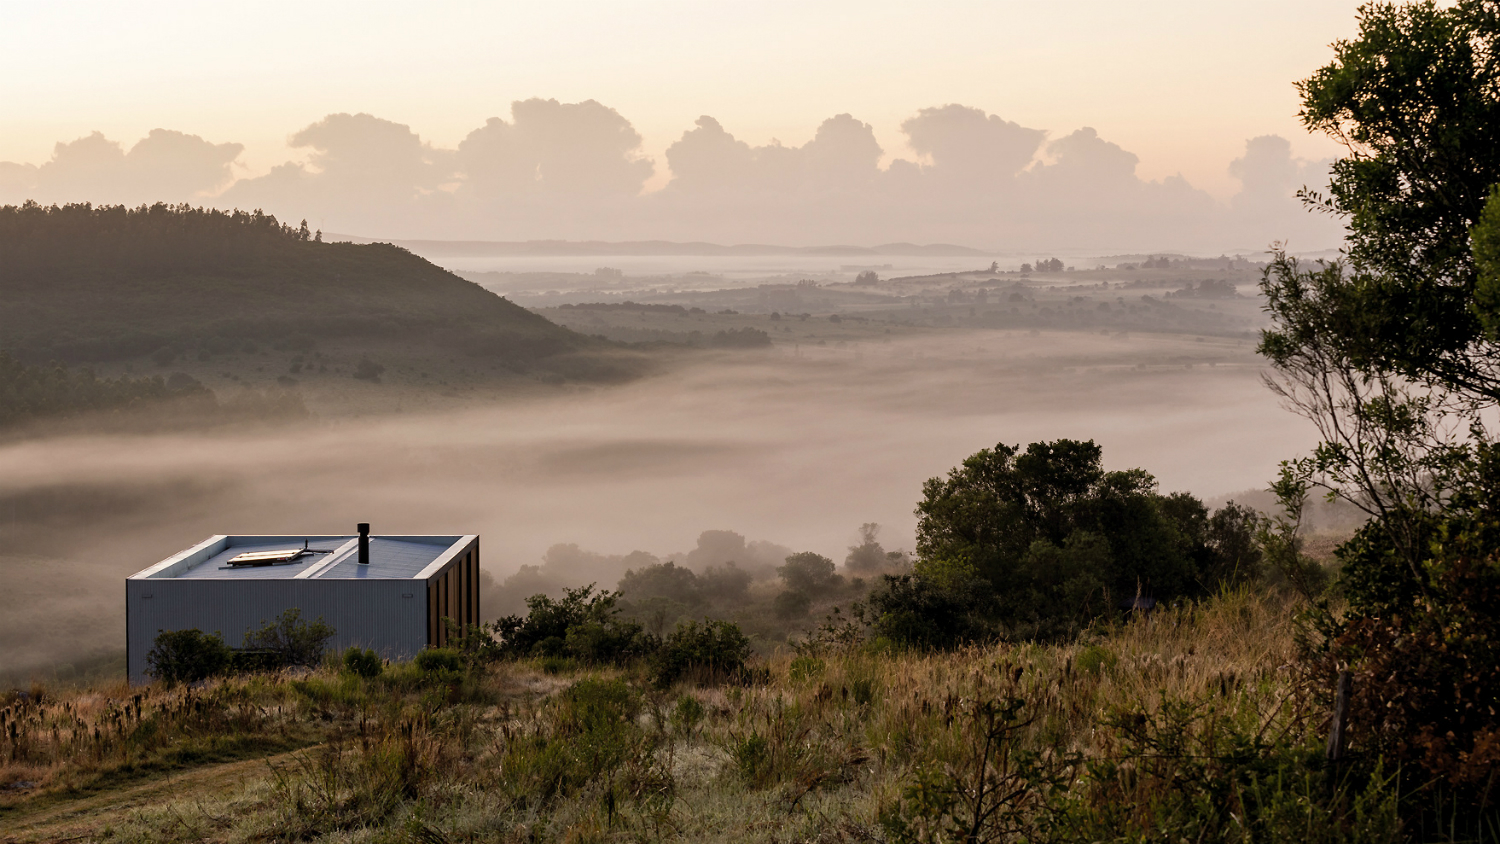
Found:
[868,439,1262,648]
[485,584,752,686]
[146,608,336,684]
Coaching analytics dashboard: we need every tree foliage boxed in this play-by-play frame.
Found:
[146,628,232,685]
[1286,0,1500,397]
[876,439,1256,646]
[0,351,214,427]
[491,585,654,664]
[242,608,335,669]
[1258,2,1500,824]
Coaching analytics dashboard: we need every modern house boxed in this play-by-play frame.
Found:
[126,525,479,684]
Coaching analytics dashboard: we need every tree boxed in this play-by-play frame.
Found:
[1260,0,1500,579]
[617,561,700,605]
[845,522,890,574]
[242,608,335,669]
[777,551,839,594]
[146,628,231,684]
[1257,2,1500,818]
[1284,0,1500,400]
[909,439,1232,638]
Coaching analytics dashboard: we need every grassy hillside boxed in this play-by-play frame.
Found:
[0,203,594,375]
[2,590,1334,844]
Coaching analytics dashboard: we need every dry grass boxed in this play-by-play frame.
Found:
[0,588,1310,843]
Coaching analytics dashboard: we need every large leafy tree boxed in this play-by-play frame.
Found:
[906,439,1249,641]
[1281,0,1500,397]
[1261,0,1500,572]
[1261,1,1500,805]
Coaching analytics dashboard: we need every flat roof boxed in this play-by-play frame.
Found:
[128,534,474,581]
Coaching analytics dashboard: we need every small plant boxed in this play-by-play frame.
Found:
[670,694,705,737]
[342,647,383,678]
[413,648,463,674]
[1075,645,1117,676]
[146,628,231,684]
[732,733,773,787]
[788,655,825,682]
[881,696,1074,844]
[243,608,335,669]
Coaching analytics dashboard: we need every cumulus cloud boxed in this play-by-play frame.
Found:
[660,113,880,200]
[661,116,757,196]
[0,129,241,206]
[1226,134,1343,250]
[221,113,447,230]
[457,98,654,198]
[801,113,883,193]
[0,105,1347,250]
[900,104,1045,185]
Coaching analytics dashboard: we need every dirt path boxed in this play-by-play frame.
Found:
[0,747,315,843]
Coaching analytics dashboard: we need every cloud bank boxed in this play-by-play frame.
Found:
[0,100,1344,252]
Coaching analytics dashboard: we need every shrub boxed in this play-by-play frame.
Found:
[413,648,463,674]
[651,619,751,687]
[493,585,653,665]
[773,590,812,620]
[868,559,996,650]
[881,696,1072,844]
[502,678,647,802]
[242,608,335,669]
[733,734,774,787]
[342,647,383,678]
[670,694,706,736]
[146,628,231,684]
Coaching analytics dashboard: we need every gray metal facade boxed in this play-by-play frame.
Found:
[126,533,480,684]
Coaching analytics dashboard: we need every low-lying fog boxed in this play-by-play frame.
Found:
[0,329,1315,678]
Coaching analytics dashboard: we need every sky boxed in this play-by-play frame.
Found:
[0,1,1367,248]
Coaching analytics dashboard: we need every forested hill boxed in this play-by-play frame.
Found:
[0,202,586,367]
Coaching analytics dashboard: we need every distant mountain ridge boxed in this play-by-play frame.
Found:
[327,235,994,259]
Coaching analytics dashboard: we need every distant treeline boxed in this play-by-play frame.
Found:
[0,351,210,427]
[558,302,705,314]
[0,201,320,280]
[0,351,305,429]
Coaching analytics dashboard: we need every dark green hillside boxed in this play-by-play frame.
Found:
[0,202,585,367]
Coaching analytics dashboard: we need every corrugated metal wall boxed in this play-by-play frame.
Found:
[127,579,425,683]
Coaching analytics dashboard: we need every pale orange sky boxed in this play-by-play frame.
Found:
[1,1,1362,200]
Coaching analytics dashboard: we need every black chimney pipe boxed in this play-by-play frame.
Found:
[357,523,370,565]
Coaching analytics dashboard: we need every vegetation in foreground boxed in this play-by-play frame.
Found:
[5,588,1386,844]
